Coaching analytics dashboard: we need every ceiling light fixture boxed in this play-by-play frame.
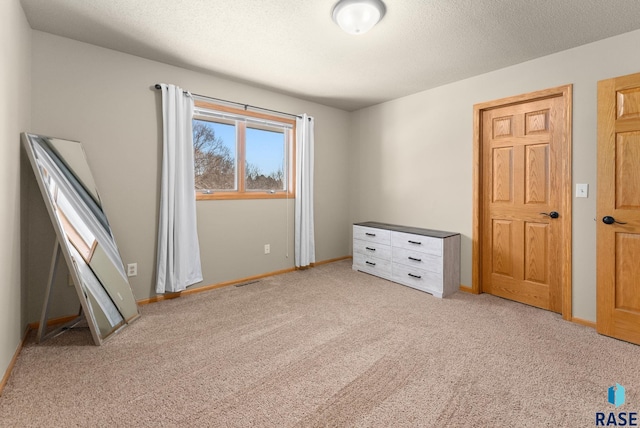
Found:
[332,0,386,35]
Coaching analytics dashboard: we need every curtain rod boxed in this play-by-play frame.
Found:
[154,84,306,120]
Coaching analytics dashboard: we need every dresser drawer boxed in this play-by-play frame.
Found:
[392,231,442,256]
[353,240,392,260]
[353,225,391,246]
[353,253,392,278]
[392,264,443,297]
[392,247,443,274]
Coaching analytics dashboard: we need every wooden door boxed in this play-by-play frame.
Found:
[597,72,640,345]
[477,89,571,313]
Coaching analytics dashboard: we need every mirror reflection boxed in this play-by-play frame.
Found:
[23,133,139,344]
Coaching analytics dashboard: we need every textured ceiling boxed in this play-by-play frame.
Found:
[20,0,640,111]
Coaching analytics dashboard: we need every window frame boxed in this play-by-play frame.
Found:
[193,100,296,201]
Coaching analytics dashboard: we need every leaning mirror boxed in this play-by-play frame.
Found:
[22,133,140,345]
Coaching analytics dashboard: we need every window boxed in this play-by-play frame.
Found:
[193,101,296,200]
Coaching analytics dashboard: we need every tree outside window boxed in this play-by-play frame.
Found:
[193,101,295,200]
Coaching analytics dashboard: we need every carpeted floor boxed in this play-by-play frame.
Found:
[1,260,639,427]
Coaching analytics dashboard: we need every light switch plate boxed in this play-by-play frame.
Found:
[576,183,589,198]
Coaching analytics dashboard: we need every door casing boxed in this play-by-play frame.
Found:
[472,85,573,320]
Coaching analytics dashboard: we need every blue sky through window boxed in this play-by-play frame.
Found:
[246,127,284,177]
[199,120,284,175]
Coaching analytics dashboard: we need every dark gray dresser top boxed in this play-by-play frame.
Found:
[354,221,460,239]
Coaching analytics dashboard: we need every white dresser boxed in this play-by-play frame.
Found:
[352,222,461,298]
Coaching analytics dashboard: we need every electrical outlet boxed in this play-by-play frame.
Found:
[264,244,270,254]
[127,263,138,277]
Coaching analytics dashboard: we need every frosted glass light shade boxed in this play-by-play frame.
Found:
[332,0,386,35]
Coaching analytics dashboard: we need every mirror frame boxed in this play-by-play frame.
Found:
[22,132,140,345]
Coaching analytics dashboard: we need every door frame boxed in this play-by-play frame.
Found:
[471,85,573,320]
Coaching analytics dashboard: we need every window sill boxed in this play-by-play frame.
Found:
[196,192,295,201]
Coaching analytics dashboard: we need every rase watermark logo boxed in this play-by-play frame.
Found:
[596,383,638,426]
[610,384,627,408]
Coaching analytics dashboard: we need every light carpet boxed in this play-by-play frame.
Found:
[1,260,639,427]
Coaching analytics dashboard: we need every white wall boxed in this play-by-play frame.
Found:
[0,0,31,385]
[29,32,351,318]
[350,29,640,322]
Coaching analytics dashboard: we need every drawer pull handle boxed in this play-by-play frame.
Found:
[365,232,376,237]
[408,240,422,245]
[366,261,376,266]
[408,273,422,279]
[408,256,422,262]
[365,247,376,251]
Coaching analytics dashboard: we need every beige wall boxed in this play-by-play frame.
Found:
[29,32,351,318]
[350,29,640,323]
[0,0,31,383]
